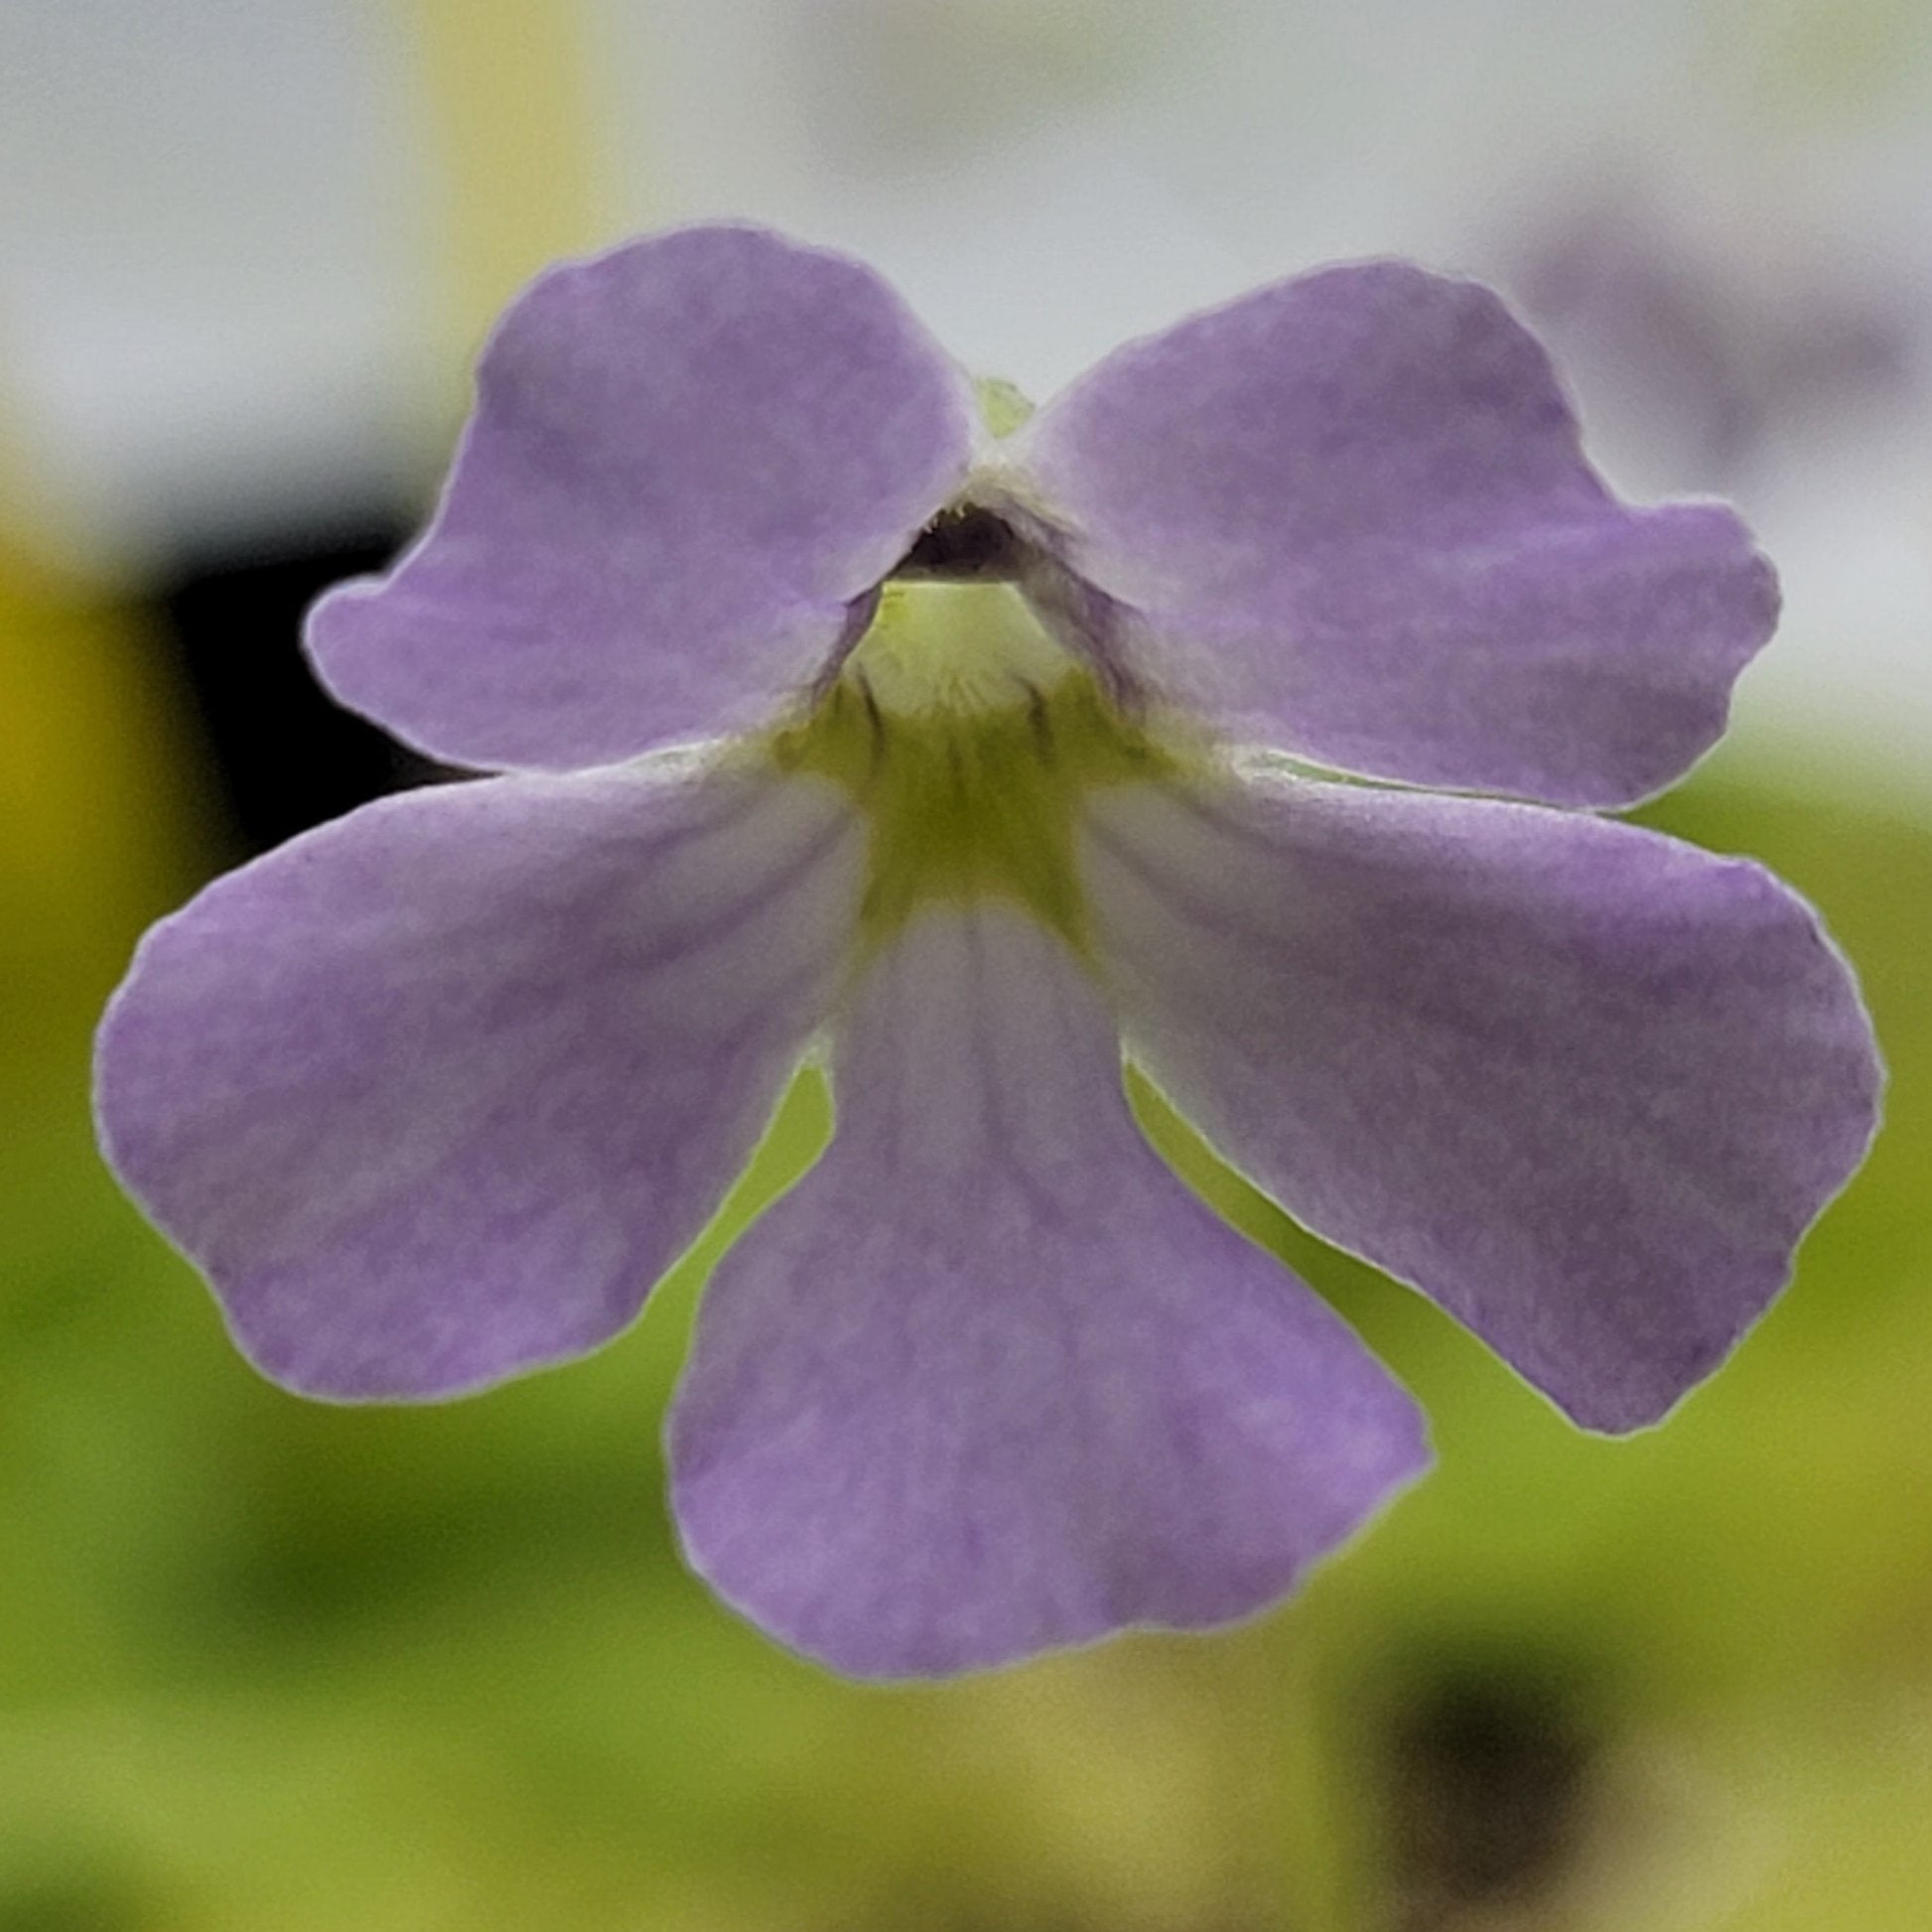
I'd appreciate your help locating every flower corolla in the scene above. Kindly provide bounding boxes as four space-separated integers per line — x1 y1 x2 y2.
95 225 1882 1677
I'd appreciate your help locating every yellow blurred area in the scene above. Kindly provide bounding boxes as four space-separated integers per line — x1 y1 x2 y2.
0 548 203 1001
401 0 615 386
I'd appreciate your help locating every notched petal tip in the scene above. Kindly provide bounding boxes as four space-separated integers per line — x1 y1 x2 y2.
682 1408 1435 1683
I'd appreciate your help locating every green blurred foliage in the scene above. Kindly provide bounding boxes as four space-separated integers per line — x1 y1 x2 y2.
2 603 1928 1930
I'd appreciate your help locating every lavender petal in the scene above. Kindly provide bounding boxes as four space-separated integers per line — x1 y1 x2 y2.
95 756 865 1398
309 224 976 772
1080 770 1883 1431
1013 262 1777 808
669 901 1428 1678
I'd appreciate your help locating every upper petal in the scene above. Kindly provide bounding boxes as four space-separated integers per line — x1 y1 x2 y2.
1079 772 1882 1432
308 224 977 772
1011 263 1777 807
668 901 1427 1679
95 754 865 1399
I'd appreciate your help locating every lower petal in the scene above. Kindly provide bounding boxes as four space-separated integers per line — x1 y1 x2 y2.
668 901 1427 1679
96 755 864 1399
1080 773 1883 1432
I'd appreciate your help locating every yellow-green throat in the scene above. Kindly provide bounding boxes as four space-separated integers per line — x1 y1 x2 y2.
763 581 1198 956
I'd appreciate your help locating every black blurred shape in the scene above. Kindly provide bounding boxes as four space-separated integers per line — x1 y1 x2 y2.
157 522 435 856
1384 1656 1597 1926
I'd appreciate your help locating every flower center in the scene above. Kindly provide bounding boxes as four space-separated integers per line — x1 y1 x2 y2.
762 581 1189 955
894 504 1026 583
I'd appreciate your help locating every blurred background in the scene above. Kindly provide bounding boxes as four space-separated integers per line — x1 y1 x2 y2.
4 1 1930 1926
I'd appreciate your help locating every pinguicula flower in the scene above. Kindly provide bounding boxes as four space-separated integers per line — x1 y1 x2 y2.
95 224 1882 1678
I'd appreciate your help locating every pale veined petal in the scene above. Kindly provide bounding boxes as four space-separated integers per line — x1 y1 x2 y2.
96 753 866 1398
670 901 1428 1677
1079 770 1881 1431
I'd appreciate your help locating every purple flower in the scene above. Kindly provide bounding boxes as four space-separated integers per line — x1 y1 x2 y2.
95 224 1882 1679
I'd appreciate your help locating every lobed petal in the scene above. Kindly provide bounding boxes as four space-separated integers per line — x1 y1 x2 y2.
95 755 865 1399
669 901 1427 1678
1012 263 1777 808
1079 772 1883 1432
308 224 977 772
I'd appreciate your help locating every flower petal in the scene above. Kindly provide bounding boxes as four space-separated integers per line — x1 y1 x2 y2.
307 224 977 772
668 901 1427 1678
95 756 865 1398
1080 772 1882 1432
1012 263 1777 807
